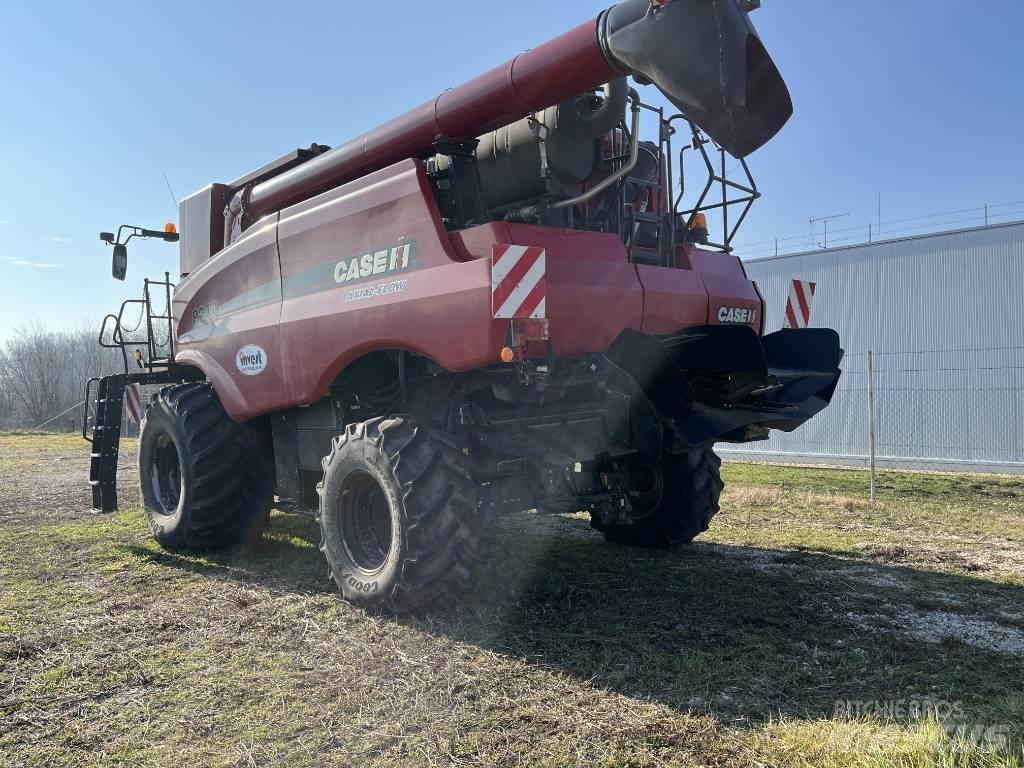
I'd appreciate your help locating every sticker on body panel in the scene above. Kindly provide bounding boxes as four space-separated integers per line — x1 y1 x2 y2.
492 244 546 319
236 344 268 376
345 279 407 303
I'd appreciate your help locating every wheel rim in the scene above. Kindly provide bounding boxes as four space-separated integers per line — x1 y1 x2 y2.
150 434 181 515
625 455 664 521
338 470 393 573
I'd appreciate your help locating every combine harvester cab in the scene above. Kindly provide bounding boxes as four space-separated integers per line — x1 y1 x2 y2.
85 0 842 613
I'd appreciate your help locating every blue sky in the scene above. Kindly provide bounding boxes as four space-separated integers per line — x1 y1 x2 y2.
1 0 1022 339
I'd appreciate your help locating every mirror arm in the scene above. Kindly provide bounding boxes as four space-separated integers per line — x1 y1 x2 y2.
107 225 178 248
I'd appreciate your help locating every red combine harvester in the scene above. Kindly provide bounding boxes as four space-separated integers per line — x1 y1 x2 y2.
86 0 842 612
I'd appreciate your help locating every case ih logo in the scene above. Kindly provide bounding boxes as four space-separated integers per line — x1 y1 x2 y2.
334 242 414 284
718 306 757 325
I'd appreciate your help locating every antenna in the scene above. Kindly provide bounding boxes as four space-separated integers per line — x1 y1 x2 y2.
809 212 849 249
163 172 179 214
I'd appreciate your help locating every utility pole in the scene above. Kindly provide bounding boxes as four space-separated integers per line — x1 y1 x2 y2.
867 351 877 504
810 213 849 249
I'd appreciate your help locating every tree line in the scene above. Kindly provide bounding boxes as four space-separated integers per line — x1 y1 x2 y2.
0 321 124 431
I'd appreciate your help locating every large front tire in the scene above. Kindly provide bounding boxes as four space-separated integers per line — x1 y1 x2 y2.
595 448 723 548
317 417 481 613
138 383 274 551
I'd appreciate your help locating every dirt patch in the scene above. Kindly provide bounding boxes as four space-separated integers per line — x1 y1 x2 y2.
862 540 1024 581
2 435 1024 766
844 608 1024 655
0 435 138 527
902 610 1024 654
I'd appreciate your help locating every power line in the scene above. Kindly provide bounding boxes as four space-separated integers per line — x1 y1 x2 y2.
26 400 85 434
734 196 1024 252
809 212 849 249
739 208 1024 260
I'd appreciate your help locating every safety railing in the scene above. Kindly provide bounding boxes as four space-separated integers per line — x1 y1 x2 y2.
99 273 176 375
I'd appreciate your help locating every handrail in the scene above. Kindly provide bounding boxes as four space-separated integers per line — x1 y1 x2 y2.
96 274 177 375
670 114 761 254
82 378 100 442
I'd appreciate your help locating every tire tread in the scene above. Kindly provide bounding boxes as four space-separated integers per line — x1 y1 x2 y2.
140 383 273 550
597 448 723 548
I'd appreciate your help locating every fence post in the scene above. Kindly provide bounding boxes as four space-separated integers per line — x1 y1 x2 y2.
867 350 877 503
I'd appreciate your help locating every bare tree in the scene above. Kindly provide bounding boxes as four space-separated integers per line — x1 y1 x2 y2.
62 321 122 404
0 320 125 430
0 350 15 427
0 322 68 427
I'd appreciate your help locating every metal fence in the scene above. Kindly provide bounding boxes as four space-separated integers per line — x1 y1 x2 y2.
719 346 1024 480
725 220 1024 491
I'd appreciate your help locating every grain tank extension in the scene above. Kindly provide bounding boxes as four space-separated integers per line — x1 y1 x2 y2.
85 0 842 613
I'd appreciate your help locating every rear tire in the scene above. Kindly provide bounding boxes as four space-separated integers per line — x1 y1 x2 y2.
594 448 723 548
138 383 274 551
317 416 481 613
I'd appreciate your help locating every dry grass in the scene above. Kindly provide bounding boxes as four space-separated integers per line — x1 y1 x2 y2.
0 434 1022 766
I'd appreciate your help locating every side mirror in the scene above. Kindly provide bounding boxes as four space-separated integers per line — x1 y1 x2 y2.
100 224 176 281
112 244 128 281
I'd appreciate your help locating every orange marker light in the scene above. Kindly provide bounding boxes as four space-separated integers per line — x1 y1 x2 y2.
500 346 515 364
164 222 177 234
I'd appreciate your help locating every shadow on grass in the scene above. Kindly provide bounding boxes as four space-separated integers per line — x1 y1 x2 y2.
127 509 1024 755
457 516 1024 756
120 512 329 593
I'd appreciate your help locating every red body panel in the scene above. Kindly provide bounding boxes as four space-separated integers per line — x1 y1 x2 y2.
689 248 764 330
455 223 645 358
275 161 498 407
635 263 708 335
174 220 286 418
173 161 763 422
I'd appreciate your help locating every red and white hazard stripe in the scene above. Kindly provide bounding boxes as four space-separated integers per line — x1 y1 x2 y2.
125 383 143 424
491 244 546 320
784 279 817 329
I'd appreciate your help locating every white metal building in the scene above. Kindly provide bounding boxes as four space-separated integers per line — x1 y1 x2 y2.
721 221 1024 474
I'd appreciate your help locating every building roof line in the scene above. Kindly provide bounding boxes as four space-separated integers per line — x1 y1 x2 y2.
743 219 1024 265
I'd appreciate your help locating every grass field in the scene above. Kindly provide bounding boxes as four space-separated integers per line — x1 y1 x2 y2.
1 433 1023 766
